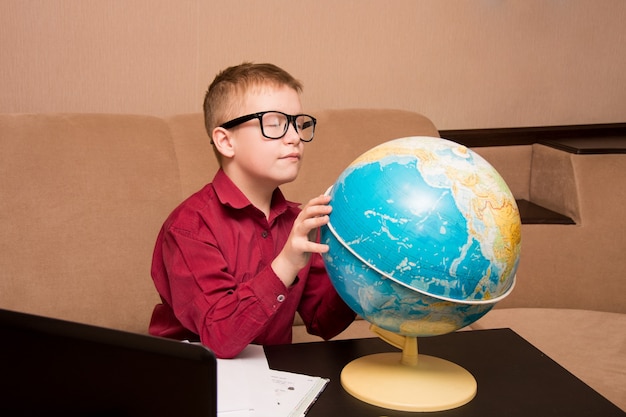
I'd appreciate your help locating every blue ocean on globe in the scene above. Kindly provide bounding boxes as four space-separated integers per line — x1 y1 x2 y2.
321 136 521 337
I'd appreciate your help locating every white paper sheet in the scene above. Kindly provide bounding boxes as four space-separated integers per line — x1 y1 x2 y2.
217 344 328 417
217 344 278 417
271 370 329 417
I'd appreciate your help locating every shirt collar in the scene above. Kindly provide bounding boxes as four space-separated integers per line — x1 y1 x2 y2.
212 169 299 219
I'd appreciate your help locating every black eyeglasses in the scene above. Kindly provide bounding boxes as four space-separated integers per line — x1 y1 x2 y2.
219 111 317 142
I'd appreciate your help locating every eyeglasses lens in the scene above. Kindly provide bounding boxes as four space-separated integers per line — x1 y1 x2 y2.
261 112 315 141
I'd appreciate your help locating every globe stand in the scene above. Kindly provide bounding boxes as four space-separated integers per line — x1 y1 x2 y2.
340 325 477 412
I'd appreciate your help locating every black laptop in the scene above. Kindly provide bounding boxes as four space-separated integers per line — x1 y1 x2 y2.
0 308 216 417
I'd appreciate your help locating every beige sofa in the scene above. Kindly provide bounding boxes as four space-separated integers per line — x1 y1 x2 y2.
1 110 624 410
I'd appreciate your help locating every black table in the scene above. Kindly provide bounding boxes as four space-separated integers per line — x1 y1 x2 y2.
265 329 624 417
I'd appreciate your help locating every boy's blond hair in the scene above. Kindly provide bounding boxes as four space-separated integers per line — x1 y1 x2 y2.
203 62 303 162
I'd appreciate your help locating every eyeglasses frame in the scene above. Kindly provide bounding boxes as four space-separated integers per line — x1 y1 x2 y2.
219 111 317 142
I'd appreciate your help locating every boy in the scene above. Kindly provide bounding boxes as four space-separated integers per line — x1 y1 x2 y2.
149 62 356 358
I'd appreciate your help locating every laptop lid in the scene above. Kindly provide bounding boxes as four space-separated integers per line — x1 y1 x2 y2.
0 308 216 417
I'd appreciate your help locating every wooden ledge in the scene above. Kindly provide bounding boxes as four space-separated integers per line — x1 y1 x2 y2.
516 199 575 225
440 122 626 149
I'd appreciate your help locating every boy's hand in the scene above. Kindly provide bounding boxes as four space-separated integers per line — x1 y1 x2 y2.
271 194 332 287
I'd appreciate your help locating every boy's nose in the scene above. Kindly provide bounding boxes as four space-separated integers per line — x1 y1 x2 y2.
283 122 300 143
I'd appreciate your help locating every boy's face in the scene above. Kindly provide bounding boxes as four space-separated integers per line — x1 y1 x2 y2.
221 84 305 191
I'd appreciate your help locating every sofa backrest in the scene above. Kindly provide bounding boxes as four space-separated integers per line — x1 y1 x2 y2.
0 114 181 333
0 109 439 333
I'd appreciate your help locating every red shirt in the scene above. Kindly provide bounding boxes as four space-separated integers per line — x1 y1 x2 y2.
149 169 355 358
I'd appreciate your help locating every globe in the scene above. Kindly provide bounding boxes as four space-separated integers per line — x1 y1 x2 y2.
320 136 522 412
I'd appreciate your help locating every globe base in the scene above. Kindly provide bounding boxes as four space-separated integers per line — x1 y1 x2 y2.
341 352 476 412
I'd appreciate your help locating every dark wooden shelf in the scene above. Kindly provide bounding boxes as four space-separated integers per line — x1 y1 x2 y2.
539 136 626 154
440 122 626 149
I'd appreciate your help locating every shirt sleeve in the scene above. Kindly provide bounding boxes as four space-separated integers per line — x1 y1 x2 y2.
297 252 357 340
161 226 289 358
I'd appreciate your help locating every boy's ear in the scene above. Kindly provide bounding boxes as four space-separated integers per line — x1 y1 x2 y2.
212 127 235 158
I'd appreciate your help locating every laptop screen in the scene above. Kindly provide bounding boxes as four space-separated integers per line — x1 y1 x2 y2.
0 308 216 417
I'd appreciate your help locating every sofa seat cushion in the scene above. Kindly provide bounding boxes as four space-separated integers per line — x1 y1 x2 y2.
292 318 375 343
471 308 626 411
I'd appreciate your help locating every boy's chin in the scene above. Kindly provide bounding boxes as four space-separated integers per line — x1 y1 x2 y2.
275 167 300 184
278 174 298 185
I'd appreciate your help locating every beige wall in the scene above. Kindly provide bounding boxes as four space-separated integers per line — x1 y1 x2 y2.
1 0 624 130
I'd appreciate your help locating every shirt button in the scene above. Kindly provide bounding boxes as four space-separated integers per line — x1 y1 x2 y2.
261 231 268 238
277 294 285 302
